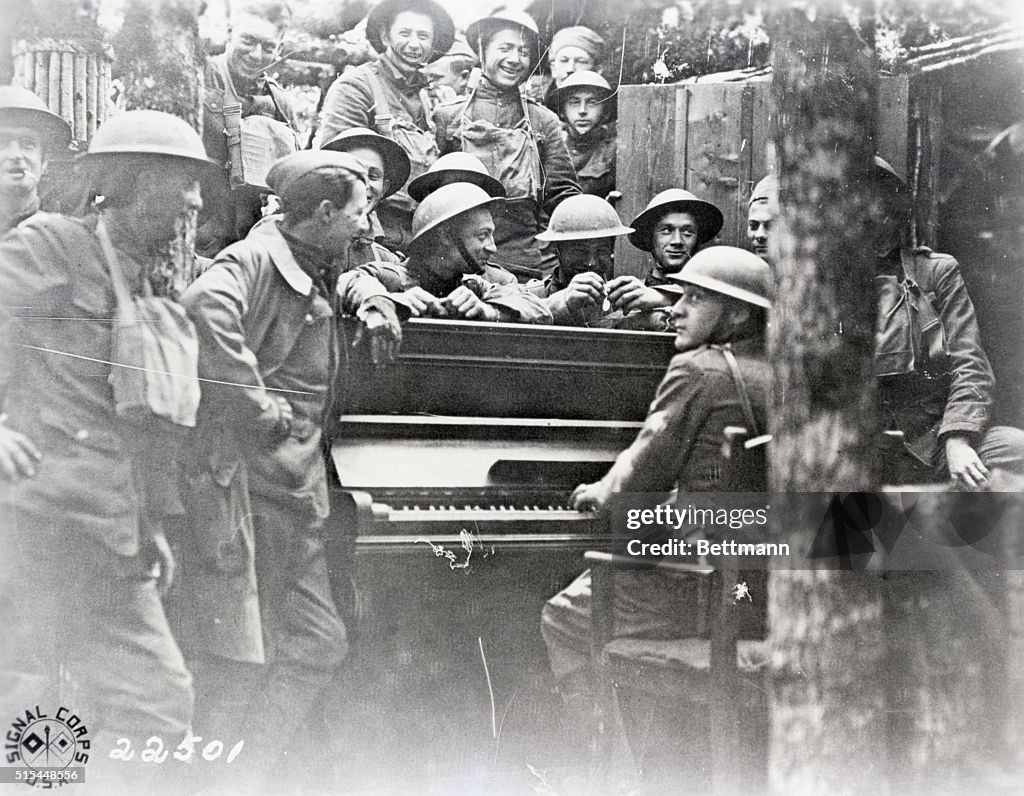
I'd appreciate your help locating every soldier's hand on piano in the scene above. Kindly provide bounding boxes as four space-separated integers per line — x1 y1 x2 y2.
565 272 605 314
606 275 673 313
355 296 403 366
444 286 500 322
570 481 608 514
401 286 448 318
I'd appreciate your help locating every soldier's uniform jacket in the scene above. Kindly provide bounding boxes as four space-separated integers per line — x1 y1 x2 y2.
589 337 769 502
432 82 580 279
315 54 438 218
0 213 181 555
358 259 554 324
875 246 994 464
202 53 298 176
564 121 616 199
183 217 395 519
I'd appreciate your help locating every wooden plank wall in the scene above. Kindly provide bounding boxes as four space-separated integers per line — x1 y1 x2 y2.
614 80 772 278
614 76 909 279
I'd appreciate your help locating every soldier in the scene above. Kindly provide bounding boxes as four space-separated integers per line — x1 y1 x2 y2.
0 85 71 233
0 109 212 790
541 247 771 782
746 173 777 265
550 71 617 199
321 126 412 263
870 156 1024 484
549 25 605 89
422 34 477 101
179 150 404 790
529 194 665 330
434 11 580 281
602 188 725 315
199 0 298 256
315 0 455 250
359 182 552 323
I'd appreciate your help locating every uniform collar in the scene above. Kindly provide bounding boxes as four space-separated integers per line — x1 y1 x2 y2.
377 53 429 89
246 217 323 295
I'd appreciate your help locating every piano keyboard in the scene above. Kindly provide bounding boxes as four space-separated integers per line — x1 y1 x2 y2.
375 503 595 523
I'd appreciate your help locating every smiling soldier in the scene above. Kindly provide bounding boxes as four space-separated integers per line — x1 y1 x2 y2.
315 0 455 250
0 86 71 234
199 0 298 255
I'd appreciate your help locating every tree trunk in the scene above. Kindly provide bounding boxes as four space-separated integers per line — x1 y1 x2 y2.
113 0 204 127
113 0 205 294
765 3 885 792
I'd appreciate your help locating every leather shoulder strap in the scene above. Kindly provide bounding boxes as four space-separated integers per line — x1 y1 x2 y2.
718 344 760 436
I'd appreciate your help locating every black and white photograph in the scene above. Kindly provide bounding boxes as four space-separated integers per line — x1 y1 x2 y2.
1 0 1023 793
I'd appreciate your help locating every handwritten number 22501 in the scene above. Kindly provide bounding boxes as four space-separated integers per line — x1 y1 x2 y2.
109 735 244 764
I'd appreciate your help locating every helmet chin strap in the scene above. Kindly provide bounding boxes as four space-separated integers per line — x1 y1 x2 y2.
454 234 483 274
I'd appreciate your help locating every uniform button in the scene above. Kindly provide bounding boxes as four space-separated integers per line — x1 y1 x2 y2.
74 429 90 441
305 313 314 324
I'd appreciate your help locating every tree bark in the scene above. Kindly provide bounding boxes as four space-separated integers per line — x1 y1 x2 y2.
765 3 885 792
113 0 204 127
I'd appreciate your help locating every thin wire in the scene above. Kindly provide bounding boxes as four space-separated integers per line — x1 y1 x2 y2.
16 344 317 396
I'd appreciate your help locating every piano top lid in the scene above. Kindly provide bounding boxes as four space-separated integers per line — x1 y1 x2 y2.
341 317 678 422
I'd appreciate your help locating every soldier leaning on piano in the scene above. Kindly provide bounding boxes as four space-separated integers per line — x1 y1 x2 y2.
357 181 553 323
167 150 405 792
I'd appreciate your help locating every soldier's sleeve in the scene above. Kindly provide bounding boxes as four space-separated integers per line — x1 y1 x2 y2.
594 356 709 499
0 221 67 407
336 268 412 319
180 253 273 423
314 70 374 148
927 253 995 438
480 282 554 324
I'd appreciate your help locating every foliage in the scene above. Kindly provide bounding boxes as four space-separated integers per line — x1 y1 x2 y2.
606 0 1017 84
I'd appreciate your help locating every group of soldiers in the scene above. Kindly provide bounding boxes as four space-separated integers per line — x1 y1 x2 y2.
2 0 1024 792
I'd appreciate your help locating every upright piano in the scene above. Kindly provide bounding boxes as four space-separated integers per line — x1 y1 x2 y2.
323 319 676 790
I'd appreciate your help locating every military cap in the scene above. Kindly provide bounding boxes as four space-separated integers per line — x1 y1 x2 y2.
266 150 368 201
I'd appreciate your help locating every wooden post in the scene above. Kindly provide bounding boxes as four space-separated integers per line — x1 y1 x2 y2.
73 53 87 140
86 55 98 138
765 2 885 792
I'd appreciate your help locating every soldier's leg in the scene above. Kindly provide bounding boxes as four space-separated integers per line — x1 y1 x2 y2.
64 537 194 791
232 495 347 786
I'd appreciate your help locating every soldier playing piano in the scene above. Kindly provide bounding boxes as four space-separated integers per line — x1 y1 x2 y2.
540 246 771 782
358 181 553 322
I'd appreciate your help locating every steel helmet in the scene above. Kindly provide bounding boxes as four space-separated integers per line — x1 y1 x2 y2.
466 11 541 65
628 188 724 252
409 182 505 250
408 152 505 202
549 70 615 115
0 85 72 148
84 110 218 170
365 0 456 63
658 246 771 309
320 127 410 198
535 195 633 242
